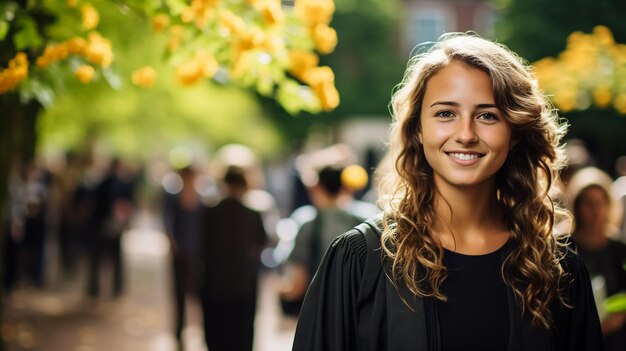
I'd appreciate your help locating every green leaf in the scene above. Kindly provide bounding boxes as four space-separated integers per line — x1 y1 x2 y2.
604 293 626 314
1 2 19 21
0 20 9 40
13 14 42 50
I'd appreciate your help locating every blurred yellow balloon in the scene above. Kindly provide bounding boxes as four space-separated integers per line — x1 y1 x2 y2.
341 165 368 191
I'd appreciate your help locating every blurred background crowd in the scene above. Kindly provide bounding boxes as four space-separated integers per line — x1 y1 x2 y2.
2 0 626 350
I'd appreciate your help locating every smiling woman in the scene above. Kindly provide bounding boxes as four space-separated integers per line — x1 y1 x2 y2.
291 33 603 351
418 61 514 191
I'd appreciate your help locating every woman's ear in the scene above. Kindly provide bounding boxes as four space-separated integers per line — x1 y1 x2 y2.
418 131 423 144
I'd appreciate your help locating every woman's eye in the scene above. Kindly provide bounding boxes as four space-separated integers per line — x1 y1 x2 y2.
477 112 498 121
435 110 455 119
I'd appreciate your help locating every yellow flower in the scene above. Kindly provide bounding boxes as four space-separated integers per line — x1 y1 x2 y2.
67 37 87 55
317 82 339 111
85 32 113 67
238 27 266 51
303 65 334 86
168 26 184 52
263 34 286 54
302 66 339 111
231 51 250 79
152 15 170 33
36 43 70 68
312 24 337 54
81 4 99 30
175 53 219 85
593 86 612 108
289 50 318 80
131 66 157 87
567 31 585 47
295 0 334 27
552 89 577 113
219 10 246 36
75 65 95 84
181 7 195 23
257 1 283 26
593 25 615 46
187 0 218 28
175 60 204 86
0 52 29 94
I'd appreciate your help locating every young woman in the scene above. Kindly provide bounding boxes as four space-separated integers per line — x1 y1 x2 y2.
569 167 626 351
292 34 603 351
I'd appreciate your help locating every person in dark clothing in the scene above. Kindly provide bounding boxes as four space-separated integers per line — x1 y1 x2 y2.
569 167 626 351
199 166 267 351
292 33 602 350
162 166 203 348
279 165 364 315
87 158 135 298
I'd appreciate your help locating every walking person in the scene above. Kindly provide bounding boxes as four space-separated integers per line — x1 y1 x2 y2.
279 165 365 315
162 166 203 349
199 166 267 351
292 33 602 350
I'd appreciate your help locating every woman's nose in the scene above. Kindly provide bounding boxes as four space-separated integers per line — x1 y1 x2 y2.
453 118 478 145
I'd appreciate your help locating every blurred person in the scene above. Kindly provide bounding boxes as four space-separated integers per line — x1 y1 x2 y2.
22 161 49 287
87 158 136 299
613 155 626 242
279 165 368 316
569 167 626 350
162 166 203 349
3 160 26 291
292 33 602 350
199 166 267 351
55 151 86 278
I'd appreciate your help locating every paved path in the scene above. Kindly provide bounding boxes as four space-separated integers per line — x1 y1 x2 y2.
2 212 297 351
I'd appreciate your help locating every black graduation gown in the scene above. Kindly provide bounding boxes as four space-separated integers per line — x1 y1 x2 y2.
292 224 603 351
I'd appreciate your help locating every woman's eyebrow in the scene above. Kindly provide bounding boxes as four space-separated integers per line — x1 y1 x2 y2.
429 100 459 107
428 101 498 109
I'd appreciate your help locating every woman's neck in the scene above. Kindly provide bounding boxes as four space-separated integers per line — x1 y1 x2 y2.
432 179 509 254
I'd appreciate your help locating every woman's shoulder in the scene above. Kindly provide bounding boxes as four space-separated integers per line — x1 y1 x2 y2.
328 215 384 269
330 227 369 268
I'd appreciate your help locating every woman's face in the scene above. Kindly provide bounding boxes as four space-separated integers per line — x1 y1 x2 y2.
576 186 611 229
418 61 514 190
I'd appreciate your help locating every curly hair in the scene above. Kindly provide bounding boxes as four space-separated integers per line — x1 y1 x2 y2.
378 33 570 329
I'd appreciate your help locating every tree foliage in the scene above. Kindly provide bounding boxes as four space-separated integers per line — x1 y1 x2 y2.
0 0 341 114
498 0 626 175
533 26 626 115
496 0 626 62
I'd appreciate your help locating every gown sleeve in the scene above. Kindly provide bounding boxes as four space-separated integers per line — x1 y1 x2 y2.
563 249 604 351
291 229 366 351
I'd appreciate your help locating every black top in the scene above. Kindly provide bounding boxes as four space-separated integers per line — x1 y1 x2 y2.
199 197 267 299
292 220 603 351
436 246 509 351
576 238 626 351
576 238 626 297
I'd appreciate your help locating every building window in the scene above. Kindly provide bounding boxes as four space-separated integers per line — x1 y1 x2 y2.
408 8 448 48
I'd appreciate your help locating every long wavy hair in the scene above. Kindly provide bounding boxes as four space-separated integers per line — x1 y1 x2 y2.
379 33 570 329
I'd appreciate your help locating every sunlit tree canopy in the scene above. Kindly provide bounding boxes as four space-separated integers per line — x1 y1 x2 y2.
532 26 626 114
0 0 340 114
